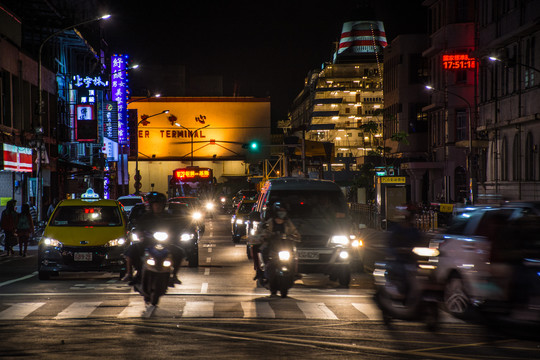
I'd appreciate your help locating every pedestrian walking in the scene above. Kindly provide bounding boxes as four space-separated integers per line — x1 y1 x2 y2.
28 202 38 225
17 204 34 257
1 199 18 256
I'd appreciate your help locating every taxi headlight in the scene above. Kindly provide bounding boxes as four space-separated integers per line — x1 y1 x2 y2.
43 238 62 247
278 251 291 261
105 238 126 247
330 235 349 246
180 233 195 242
153 232 168 242
236 219 244 225
192 212 203 221
163 260 172 267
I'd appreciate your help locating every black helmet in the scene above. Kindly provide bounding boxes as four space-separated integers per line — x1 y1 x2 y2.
147 192 167 204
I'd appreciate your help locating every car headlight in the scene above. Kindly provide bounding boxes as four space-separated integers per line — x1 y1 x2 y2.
192 211 203 220
180 233 195 242
236 219 244 225
412 247 439 257
146 258 156 266
153 232 168 242
330 235 349 246
105 238 126 247
43 238 62 247
220 197 226 203
351 239 363 248
163 260 172 267
205 202 215 210
278 251 291 261
131 233 140 242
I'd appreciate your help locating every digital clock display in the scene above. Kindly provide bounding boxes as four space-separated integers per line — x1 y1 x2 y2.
442 54 476 70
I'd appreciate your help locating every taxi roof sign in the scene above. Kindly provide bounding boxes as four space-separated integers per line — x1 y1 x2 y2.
81 188 100 201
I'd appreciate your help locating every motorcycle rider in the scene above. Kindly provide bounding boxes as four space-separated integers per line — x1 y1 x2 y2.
122 192 184 286
251 202 301 282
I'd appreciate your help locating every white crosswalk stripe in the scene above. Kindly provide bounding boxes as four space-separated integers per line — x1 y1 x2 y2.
352 303 381 320
117 301 148 318
0 302 45 320
54 301 102 320
182 301 214 317
241 301 275 318
297 302 338 320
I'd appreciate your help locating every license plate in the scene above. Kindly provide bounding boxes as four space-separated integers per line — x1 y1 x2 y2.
298 251 319 260
74 252 92 261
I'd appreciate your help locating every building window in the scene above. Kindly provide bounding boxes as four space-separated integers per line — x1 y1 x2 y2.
513 134 520 180
525 132 535 180
501 137 508 181
524 37 536 88
456 110 467 141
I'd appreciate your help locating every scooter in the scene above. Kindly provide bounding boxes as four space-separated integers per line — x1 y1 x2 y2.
133 231 173 306
373 246 442 331
258 234 297 298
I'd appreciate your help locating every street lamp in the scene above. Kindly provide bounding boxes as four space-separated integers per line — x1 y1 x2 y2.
127 93 160 104
488 56 540 74
36 14 110 221
134 110 169 194
174 123 210 166
426 85 474 203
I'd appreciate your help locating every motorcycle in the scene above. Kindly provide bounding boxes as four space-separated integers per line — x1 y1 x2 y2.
373 246 442 331
257 234 297 298
131 230 173 306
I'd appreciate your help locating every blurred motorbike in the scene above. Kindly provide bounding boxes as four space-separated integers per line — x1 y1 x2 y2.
132 230 173 306
257 233 297 298
373 246 442 331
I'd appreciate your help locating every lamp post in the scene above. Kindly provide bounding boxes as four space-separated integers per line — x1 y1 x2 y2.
174 123 210 166
36 14 110 221
426 85 474 203
127 93 160 104
488 56 540 74
134 110 169 194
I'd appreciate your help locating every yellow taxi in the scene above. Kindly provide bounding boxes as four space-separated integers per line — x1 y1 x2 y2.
38 189 128 280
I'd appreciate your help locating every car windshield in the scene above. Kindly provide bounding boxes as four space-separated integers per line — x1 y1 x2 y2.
118 198 143 207
170 197 201 207
268 190 347 219
238 202 254 214
51 206 122 227
168 202 190 216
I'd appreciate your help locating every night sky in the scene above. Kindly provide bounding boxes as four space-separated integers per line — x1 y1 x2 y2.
101 0 428 122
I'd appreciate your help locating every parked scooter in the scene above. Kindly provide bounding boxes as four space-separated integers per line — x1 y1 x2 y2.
132 230 173 306
257 234 297 298
373 246 442 331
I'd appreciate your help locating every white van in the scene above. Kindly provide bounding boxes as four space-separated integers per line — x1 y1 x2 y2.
249 177 355 286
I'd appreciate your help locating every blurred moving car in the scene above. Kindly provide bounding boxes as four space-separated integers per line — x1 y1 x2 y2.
231 190 258 212
430 205 540 321
117 195 145 215
231 199 256 243
169 197 206 234
38 189 128 280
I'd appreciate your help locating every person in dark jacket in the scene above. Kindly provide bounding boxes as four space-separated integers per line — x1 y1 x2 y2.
17 203 34 257
1 199 18 256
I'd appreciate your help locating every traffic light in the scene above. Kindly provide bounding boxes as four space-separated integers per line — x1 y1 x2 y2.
242 141 259 151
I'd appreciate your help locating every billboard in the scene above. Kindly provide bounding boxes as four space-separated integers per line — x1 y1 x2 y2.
75 104 97 142
1 144 32 172
111 54 130 145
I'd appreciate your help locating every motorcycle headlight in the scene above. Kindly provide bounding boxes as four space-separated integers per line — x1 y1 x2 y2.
205 202 215 210
278 251 291 261
180 233 195 242
163 260 172 267
220 197 226 203
146 258 156 266
412 247 439 257
192 211 203 221
153 232 168 242
330 235 349 246
105 238 126 247
236 219 244 225
43 238 62 247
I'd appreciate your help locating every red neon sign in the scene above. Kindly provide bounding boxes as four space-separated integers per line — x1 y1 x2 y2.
174 168 211 179
442 54 476 70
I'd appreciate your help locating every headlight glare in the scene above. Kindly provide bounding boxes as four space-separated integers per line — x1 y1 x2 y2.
278 251 291 261
105 238 126 247
339 251 349 259
412 247 439 257
192 212 202 220
205 202 214 210
236 219 244 225
331 235 349 246
163 260 172 267
180 233 194 241
153 232 168 241
43 238 62 247
131 233 140 242
146 258 156 266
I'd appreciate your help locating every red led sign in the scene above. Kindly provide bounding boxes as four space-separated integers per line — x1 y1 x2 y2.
174 169 210 179
442 54 476 70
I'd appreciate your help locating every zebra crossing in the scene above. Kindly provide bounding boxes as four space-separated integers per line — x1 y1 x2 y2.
0 299 464 323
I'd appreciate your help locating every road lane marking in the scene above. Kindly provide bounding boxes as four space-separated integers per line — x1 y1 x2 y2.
54 301 102 319
201 283 208 294
117 301 149 318
182 301 214 317
241 301 275 318
0 272 37 288
204 268 210 276
0 302 45 320
352 303 380 320
206 257 211 263
297 302 338 320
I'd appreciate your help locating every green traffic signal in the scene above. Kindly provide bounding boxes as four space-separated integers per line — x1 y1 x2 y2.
250 141 258 150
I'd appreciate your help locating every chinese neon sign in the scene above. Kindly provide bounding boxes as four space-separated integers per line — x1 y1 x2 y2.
174 168 211 180
111 54 130 145
73 75 109 88
442 54 476 70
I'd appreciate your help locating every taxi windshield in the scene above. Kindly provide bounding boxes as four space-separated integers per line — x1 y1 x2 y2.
50 206 122 227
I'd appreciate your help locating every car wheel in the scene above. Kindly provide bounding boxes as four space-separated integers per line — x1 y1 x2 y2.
444 276 471 319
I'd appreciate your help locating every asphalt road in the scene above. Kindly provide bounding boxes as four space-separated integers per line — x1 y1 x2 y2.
0 215 539 359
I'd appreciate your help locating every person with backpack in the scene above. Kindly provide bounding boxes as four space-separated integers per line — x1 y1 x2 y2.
17 203 34 257
1 199 18 256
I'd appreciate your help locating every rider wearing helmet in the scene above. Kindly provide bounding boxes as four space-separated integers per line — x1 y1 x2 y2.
122 192 184 285
250 201 301 281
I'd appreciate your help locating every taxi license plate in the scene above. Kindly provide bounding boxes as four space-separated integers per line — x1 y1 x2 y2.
74 252 92 261
298 251 319 260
